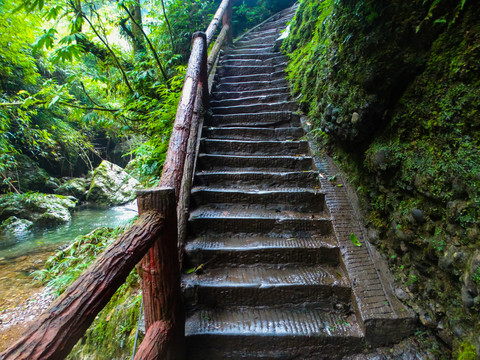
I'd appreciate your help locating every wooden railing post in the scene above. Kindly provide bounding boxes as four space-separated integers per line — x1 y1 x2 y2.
137 188 184 360
223 0 233 44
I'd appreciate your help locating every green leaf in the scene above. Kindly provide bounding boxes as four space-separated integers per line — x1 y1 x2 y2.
350 233 362 247
48 95 60 108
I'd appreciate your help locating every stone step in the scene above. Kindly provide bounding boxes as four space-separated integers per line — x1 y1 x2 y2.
184 234 340 267
188 213 332 236
193 170 319 189
232 43 273 50
217 71 286 84
219 55 287 67
220 52 287 61
216 78 288 92
183 265 351 309
199 139 309 156
212 86 289 100
240 28 278 40
208 111 299 128
235 35 278 47
185 308 363 360
201 127 303 141
217 64 286 77
225 47 278 56
196 154 313 172
255 19 291 32
210 93 290 108
190 188 325 212
211 101 296 115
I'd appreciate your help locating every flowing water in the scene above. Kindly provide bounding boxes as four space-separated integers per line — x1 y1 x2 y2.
0 202 138 310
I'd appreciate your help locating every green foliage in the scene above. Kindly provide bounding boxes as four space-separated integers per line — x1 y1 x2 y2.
472 267 480 286
127 65 185 184
33 226 127 294
456 342 477 360
33 223 142 359
233 0 295 37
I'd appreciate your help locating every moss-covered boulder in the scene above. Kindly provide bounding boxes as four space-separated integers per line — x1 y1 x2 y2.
86 160 139 206
0 216 33 237
55 178 89 200
0 193 77 227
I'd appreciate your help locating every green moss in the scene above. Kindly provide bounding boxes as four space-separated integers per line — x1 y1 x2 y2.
35 222 141 359
286 0 480 353
456 342 477 360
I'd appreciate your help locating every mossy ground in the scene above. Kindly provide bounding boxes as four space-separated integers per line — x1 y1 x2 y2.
285 0 480 357
34 224 142 360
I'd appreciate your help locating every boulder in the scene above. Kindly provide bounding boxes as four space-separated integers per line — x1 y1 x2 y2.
56 178 89 200
86 160 140 206
0 193 77 226
0 216 33 234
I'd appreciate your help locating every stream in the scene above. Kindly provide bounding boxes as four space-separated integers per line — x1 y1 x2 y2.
0 202 138 311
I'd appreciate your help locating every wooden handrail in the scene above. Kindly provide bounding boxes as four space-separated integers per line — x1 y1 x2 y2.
0 1 233 359
0 211 165 360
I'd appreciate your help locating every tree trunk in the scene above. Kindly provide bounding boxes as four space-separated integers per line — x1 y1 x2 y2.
0 212 165 360
130 2 146 54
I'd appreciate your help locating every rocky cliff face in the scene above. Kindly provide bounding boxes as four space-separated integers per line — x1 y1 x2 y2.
284 0 480 357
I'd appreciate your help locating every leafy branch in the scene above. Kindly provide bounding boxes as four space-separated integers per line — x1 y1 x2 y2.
119 2 170 86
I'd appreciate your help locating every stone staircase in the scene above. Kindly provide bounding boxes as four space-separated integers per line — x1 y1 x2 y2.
183 5 415 359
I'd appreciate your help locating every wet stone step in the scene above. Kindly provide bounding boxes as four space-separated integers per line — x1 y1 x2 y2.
190 188 325 212
184 234 340 267
216 78 288 92
232 43 273 51
183 265 351 309
189 206 327 220
201 127 303 141
208 111 300 128
235 35 279 47
211 101 296 115
196 154 313 172
210 93 290 108
199 139 309 156
220 52 287 61
219 55 287 67
193 170 319 189
212 86 289 100
185 308 363 360
240 28 278 39
217 71 286 84
225 48 279 56
188 215 333 236
217 64 286 77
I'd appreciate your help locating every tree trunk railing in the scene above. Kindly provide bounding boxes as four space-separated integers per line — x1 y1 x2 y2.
0 1 233 359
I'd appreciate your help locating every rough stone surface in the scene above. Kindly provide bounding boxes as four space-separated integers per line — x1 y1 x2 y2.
0 194 76 226
0 216 33 234
86 160 139 206
55 177 89 200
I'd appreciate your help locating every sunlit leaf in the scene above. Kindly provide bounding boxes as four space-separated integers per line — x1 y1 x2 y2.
350 233 362 247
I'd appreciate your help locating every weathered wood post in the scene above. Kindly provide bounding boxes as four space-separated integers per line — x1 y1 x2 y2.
137 188 184 360
223 0 233 44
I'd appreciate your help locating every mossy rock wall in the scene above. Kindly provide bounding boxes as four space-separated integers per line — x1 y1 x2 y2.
285 0 480 357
